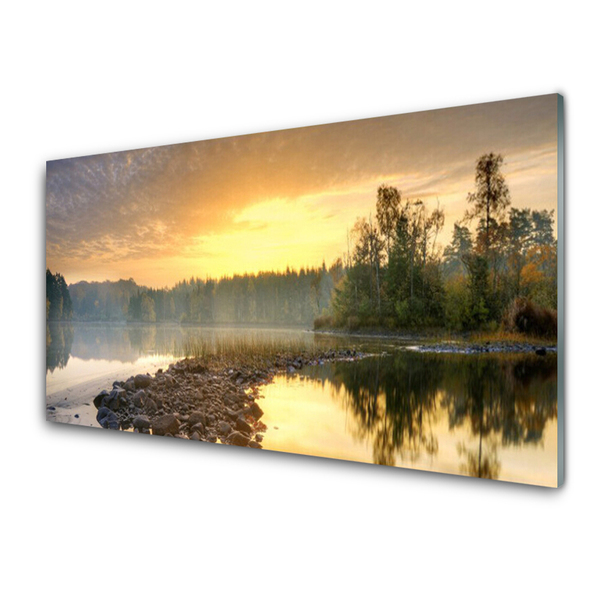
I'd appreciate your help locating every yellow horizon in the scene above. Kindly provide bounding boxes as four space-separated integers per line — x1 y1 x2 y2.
46 95 559 288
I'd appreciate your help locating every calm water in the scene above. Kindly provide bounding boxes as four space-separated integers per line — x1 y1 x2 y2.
46 323 557 486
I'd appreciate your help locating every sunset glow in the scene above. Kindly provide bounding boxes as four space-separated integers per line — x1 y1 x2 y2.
46 95 558 287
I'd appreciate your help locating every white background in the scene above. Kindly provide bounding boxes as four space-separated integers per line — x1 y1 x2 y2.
2 2 597 599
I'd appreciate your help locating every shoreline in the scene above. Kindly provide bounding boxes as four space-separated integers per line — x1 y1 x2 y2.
312 328 557 353
47 336 556 441
64 349 365 447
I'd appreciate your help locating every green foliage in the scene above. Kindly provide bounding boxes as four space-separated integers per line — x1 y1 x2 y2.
332 154 557 337
46 269 73 321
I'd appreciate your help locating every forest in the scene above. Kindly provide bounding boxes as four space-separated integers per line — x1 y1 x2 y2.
46 153 557 338
326 153 557 337
56 265 341 326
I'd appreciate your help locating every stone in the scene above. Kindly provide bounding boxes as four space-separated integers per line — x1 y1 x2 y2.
248 402 264 420
132 415 151 430
191 422 205 434
218 422 232 436
536 347 547 356
134 374 153 389
188 411 206 426
97 407 119 430
144 398 157 414
224 392 243 406
190 431 201 441
132 390 146 408
151 414 181 436
226 431 250 446
248 441 262 449
93 391 109 409
235 416 253 434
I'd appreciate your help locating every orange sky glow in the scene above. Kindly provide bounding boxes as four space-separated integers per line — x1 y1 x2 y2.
46 95 559 288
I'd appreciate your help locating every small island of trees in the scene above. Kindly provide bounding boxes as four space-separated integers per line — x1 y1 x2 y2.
323 153 557 338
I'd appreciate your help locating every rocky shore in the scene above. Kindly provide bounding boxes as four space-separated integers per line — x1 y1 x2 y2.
91 349 363 447
411 341 557 355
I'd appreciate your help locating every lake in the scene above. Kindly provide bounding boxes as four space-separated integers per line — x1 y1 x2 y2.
46 323 558 486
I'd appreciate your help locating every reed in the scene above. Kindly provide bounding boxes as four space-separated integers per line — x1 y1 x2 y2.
176 331 314 362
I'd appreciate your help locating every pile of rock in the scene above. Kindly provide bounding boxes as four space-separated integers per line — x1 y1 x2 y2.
93 360 269 448
92 349 362 448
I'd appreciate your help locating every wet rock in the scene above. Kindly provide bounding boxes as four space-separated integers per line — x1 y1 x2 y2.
235 417 253 434
248 402 264 420
225 408 241 421
108 393 121 411
151 414 181 436
93 391 109 409
97 407 119 430
226 431 250 446
536 347 547 356
132 415 151 430
134 374 153 389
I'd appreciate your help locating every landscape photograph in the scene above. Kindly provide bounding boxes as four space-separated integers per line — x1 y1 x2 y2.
46 94 561 487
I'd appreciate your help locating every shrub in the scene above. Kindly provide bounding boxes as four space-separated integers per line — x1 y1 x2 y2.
313 315 334 330
503 297 557 338
346 316 361 331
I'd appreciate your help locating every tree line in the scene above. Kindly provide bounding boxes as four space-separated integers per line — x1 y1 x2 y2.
47 152 557 336
46 269 73 321
326 153 557 335
63 265 345 326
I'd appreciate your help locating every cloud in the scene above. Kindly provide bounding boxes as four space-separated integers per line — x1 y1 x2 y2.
46 94 559 285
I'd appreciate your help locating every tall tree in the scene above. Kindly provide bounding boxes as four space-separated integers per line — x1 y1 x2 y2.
376 184 401 258
466 153 511 254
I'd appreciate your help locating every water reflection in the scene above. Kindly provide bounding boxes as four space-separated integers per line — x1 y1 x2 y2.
46 322 74 373
45 323 365 373
264 352 557 484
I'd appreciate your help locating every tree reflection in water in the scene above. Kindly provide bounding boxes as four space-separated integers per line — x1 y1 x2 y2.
309 351 557 477
46 322 74 373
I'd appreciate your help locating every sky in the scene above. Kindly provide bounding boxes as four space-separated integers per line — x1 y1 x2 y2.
46 94 559 288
